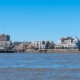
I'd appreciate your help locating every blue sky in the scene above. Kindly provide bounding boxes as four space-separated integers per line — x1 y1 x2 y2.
0 0 80 43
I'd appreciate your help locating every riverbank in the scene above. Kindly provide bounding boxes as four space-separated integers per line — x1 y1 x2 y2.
25 49 80 53
0 49 80 53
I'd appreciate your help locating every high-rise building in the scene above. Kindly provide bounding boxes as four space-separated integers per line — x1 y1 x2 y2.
0 34 10 41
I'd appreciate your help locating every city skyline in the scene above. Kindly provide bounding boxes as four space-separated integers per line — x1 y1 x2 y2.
0 0 80 43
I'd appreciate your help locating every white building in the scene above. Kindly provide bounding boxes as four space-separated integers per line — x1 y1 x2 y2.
0 41 13 50
31 41 54 49
55 37 79 49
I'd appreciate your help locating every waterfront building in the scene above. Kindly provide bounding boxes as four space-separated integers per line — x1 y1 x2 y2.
0 41 13 50
0 34 14 50
14 42 24 51
0 34 10 41
55 37 79 49
31 41 54 49
14 41 32 51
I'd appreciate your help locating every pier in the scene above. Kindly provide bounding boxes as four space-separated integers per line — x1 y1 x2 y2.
0 50 15 53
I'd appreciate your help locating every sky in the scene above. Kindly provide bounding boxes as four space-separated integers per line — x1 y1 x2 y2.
0 0 80 43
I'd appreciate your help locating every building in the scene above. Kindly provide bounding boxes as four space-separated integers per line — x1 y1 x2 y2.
14 41 32 51
0 34 13 50
55 37 79 49
0 41 13 50
0 34 10 41
31 41 54 49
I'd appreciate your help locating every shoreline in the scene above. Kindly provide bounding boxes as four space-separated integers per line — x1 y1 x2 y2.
0 49 80 53
24 49 80 53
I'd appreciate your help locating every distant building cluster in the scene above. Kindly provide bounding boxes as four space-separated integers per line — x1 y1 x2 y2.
0 34 80 52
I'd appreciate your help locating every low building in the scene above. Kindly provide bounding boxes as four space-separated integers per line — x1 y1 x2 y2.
31 41 54 49
55 37 79 49
0 41 13 50
14 41 32 51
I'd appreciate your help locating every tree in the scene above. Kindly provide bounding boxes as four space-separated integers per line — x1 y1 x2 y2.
61 46 64 49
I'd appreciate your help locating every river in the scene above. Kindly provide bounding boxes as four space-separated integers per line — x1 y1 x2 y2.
0 53 80 80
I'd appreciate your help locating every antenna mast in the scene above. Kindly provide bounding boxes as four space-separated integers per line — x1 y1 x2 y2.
3 25 4 34
68 31 69 37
